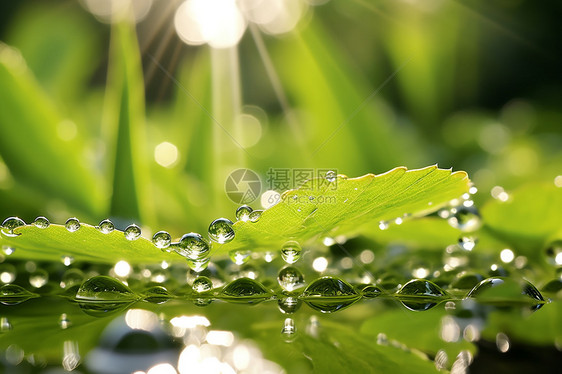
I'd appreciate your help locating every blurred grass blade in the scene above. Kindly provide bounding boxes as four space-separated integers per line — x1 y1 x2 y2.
0 44 104 217
105 20 153 225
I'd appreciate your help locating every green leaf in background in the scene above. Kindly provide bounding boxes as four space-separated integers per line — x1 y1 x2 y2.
217 166 470 255
481 183 562 254
0 44 105 218
105 20 154 225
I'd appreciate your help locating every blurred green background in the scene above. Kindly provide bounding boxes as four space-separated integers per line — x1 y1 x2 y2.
0 0 561 237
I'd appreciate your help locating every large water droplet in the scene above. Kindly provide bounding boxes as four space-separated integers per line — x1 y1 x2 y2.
75 276 138 303
98 219 115 234
236 205 253 222
208 218 235 244
281 241 302 264
229 250 251 265
220 278 271 303
447 206 481 232
32 216 50 229
301 277 360 313
65 218 80 232
143 286 172 304
1 217 25 237
29 269 48 288
396 279 448 311
277 266 305 292
248 210 263 222
124 224 142 241
278 296 301 314
192 276 213 293
2 246 15 256
152 231 172 250
175 233 210 260
466 277 544 309
0 284 38 305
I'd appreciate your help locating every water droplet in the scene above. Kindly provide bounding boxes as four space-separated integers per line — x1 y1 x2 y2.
208 218 235 244
277 266 305 292
447 206 481 232
0 316 12 332
356 284 382 298
281 241 302 264
301 277 360 313
124 224 141 240
0 284 37 305
278 296 301 314
75 275 138 303
396 279 448 311
377 333 388 345
0 264 16 284
143 285 171 304
281 318 296 341
325 170 337 183
1 217 25 237
152 231 172 250
235 205 253 222
65 218 80 232
229 250 251 265
61 255 75 266
98 219 114 234
220 278 271 303
458 236 477 251
186 257 210 272
175 233 210 260
29 269 48 288
60 268 84 288
192 276 213 293
59 313 71 329
467 277 544 309
32 216 50 229
435 350 449 371
378 221 389 230
249 210 263 222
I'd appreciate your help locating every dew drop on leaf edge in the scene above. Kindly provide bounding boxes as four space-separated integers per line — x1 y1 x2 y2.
124 224 141 241
152 231 172 250
235 205 253 222
1 217 26 237
98 219 115 234
32 216 49 229
65 218 80 232
208 218 235 244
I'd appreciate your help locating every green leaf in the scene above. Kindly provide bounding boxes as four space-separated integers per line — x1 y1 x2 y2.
0 166 469 264
481 183 562 253
360 307 475 368
105 21 154 225
0 44 104 217
1 224 171 265
217 166 469 255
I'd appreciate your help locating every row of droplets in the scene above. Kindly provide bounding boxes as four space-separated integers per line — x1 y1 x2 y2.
1 210 303 270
